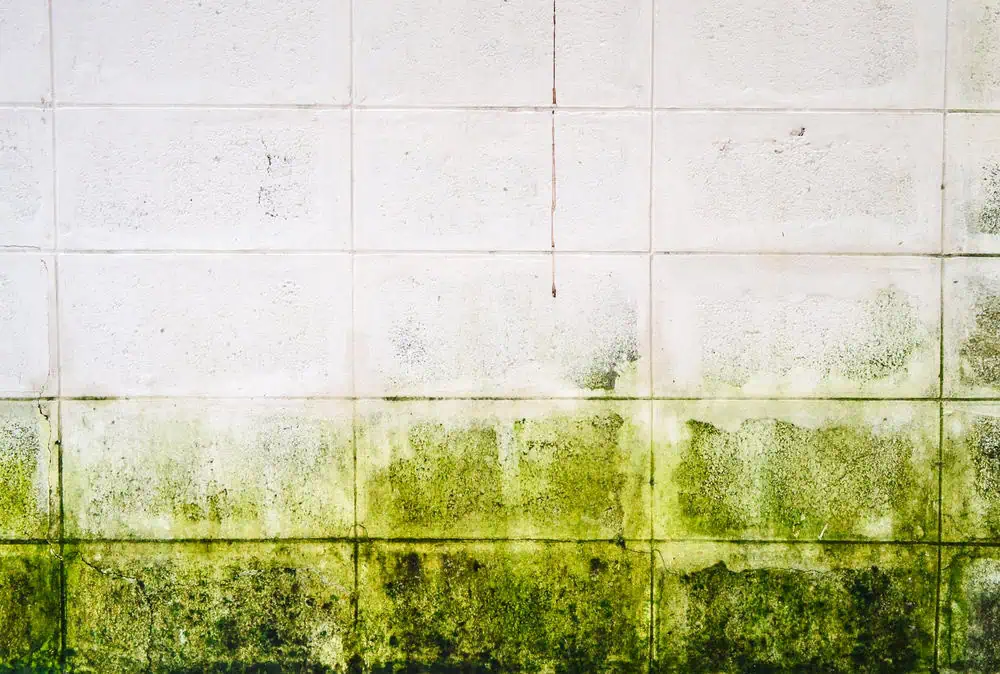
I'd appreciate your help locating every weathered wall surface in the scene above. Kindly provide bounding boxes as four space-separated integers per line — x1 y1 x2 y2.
0 0 997 671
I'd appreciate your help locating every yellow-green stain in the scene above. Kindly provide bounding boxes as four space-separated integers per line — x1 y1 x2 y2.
656 402 937 541
357 402 649 539
356 542 650 672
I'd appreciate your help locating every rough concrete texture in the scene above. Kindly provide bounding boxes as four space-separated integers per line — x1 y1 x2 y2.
0 0 992 670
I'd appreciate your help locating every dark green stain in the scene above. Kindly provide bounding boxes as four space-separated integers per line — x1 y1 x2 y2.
655 545 937 673
359 405 648 539
661 414 934 540
0 546 60 671
356 542 650 673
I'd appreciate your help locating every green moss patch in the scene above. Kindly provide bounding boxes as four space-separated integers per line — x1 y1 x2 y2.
356 542 650 672
0 545 60 671
65 542 356 673
655 543 937 673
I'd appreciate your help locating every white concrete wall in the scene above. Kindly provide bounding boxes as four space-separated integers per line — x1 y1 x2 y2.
2 0 1000 669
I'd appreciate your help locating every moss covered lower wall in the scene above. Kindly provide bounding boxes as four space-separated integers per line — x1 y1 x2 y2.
0 397 976 672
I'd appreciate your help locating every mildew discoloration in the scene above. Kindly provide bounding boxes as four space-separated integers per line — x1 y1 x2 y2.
0 401 53 539
62 400 354 539
654 256 939 397
940 548 1000 673
960 292 1000 387
655 401 938 541
955 2 1000 108
0 545 60 671
655 543 937 673
973 162 1000 236
65 542 356 673
357 542 650 672
357 400 650 539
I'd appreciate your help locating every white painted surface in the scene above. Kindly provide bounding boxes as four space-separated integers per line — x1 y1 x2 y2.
354 111 550 251
0 1 50 103
354 254 648 397
0 255 54 396
653 112 943 253
655 0 947 108
53 0 350 104
0 110 53 249
57 109 351 250
59 254 352 396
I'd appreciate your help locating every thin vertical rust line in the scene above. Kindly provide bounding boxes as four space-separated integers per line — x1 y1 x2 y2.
550 0 557 298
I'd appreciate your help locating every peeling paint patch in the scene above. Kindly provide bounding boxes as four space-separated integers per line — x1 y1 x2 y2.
357 542 651 672
655 401 938 541
0 544 60 672
0 401 53 539
62 400 354 540
654 543 937 673
65 542 356 673
357 400 650 539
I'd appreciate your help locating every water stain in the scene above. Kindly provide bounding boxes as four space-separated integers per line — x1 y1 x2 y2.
655 544 937 673
660 411 934 541
357 542 650 672
65 542 356 673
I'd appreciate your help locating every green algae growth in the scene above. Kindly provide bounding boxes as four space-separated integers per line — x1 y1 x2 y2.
655 402 937 541
655 543 937 673
65 542 356 673
0 402 52 539
0 545 60 672
62 400 354 540
356 542 650 672
357 401 649 539
940 549 1000 673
